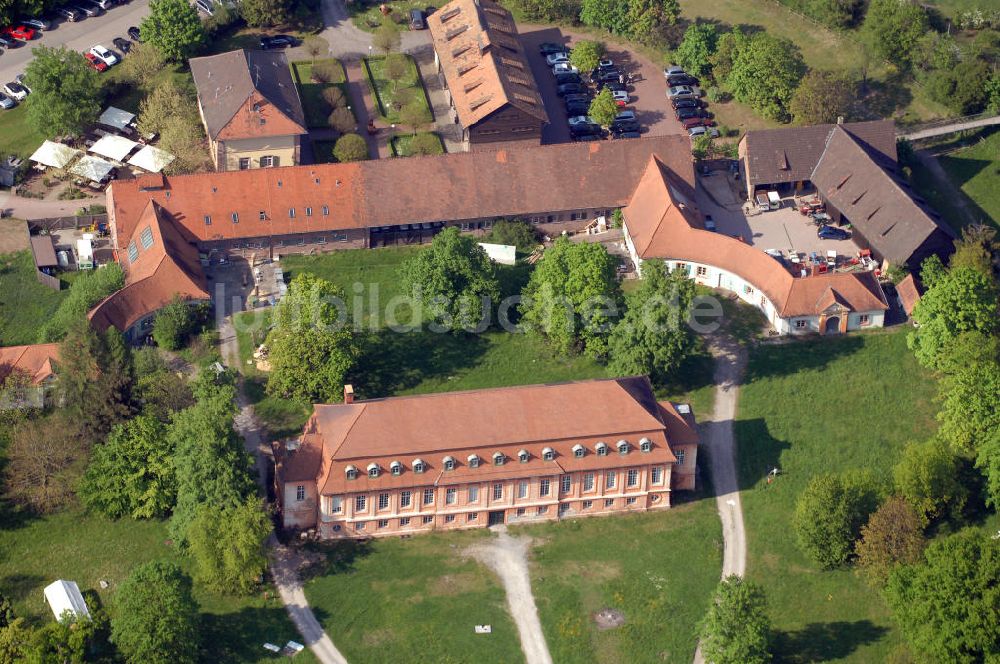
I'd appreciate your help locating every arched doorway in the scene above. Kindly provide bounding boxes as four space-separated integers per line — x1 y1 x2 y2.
824 316 841 335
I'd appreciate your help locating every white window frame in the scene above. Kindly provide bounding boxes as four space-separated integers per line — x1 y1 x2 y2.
627 468 639 488
651 467 664 485
378 492 390 510
400 490 411 507
493 483 503 501
295 485 305 501
560 475 571 494
539 479 550 497
468 485 479 502
518 481 528 499
355 495 366 512
606 470 616 489
423 488 434 505
446 487 457 505
583 472 595 492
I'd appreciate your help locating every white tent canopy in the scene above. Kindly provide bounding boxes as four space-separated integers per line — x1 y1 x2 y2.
477 242 516 266
127 145 175 173
43 580 91 621
29 141 82 169
89 135 139 163
97 106 136 131
70 155 116 183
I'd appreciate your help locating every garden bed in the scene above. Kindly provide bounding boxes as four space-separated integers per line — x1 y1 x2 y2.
290 59 350 129
363 55 432 125
389 132 445 157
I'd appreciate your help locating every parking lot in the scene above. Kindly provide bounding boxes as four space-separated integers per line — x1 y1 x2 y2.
517 26 688 144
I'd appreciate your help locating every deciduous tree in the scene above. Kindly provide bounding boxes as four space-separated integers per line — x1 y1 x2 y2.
188 498 273 594
894 437 968 526
39 263 125 343
588 87 619 128
406 132 442 155
322 86 346 110
239 0 288 26
372 23 400 55
569 40 604 73
398 227 501 332
793 472 880 568
485 220 538 252
789 70 856 125
3 411 87 513
863 0 928 69
855 496 925 586
398 101 430 135
328 106 357 134
302 35 329 64
383 53 409 92
698 575 772 664
118 42 167 92
723 32 806 122
333 133 368 162
141 0 207 62
22 46 101 138
675 23 719 78
112 561 200 664
153 296 199 351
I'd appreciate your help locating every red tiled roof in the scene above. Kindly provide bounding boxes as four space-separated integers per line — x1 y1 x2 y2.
896 273 921 315
107 136 693 245
0 343 60 385
625 157 888 317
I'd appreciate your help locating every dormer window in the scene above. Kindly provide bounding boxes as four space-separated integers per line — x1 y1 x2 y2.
493 452 505 466
390 461 402 476
345 465 358 480
617 440 629 456
518 449 529 463
639 437 652 453
468 454 480 468
572 444 585 458
542 447 554 461
367 463 380 478
595 442 608 456
413 459 425 474
443 456 455 471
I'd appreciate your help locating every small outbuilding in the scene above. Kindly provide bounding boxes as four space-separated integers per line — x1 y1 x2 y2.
43 580 91 622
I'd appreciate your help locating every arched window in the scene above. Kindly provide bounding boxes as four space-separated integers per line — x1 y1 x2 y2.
443 456 455 471
390 461 402 476
542 447 555 461
617 440 629 456
518 449 529 463
413 459 425 474
367 463 380 478
595 442 608 456
467 454 480 469
493 452 505 466
572 444 585 458
639 437 652 453
345 465 358 480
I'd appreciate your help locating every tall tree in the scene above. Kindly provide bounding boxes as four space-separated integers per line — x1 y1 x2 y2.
333 133 368 162
520 238 621 359
893 437 968 526
188 498 273 594
152 296 198 351
141 0 207 62
699 575 772 664
855 496 926 587
607 261 696 383
723 32 806 122
863 0 929 69
789 70 856 125
675 23 720 78
588 87 619 128
886 529 1000 663
569 40 605 73
398 227 501 333
793 472 880 568
118 43 167 92
22 46 101 138
112 561 200 664
3 411 87 513
80 415 176 520
265 273 359 403
372 23 400 55
240 0 288 27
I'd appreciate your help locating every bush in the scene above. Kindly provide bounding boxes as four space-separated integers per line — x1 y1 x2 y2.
894 437 969 525
484 220 539 252
152 296 199 351
328 106 356 133
312 60 342 84
322 86 346 109
793 472 880 568
333 133 368 162
855 496 925 587
39 263 125 342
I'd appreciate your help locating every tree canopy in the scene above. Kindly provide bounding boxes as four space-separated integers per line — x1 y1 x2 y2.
333 133 369 162
569 40 605 73
39 263 125 343
855 496 925 587
153 296 202 351
520 238 621 359
485 220 538 252
398 227 501 333
23 46 102 138
863 0 929 69
675 23 720 78
698 575 772 664
893 437 968 526
141 0 207 62
588 87 620 128
580 0 678 42
112 561 200 664
718 30 806 121
188 498 273 594
789 70 856 125
240 0 289 27
793 472 880 568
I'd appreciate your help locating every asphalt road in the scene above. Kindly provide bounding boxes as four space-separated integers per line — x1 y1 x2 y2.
0 0 150 85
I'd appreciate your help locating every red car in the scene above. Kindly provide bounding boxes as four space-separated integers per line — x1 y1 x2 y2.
2 25 35 41
681 117 716 130
84 52 109 72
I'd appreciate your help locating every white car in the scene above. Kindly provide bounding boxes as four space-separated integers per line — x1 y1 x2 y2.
667 85 698 99
567 115 593 126
546 52 570 66
552 62 578 75
90 45 119 67
2 82 27 101
615 110 636 122
612 90 629 104
664 65 685 77
688 126 720 139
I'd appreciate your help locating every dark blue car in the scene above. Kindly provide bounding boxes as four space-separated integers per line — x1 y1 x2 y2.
817 225 850 240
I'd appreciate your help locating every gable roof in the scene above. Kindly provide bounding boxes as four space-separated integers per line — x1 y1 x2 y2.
742 120 897 188
896 273 922 315
189 49 306 140
624 157 888 317
0 343 60 385
428 0 548 128
810 126 955 266
107 135 693 245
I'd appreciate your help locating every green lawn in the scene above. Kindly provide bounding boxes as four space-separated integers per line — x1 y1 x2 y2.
936 128 1000 232
290 59 350 129
347 0 450 32
736 329 939 662
519 499 722 664
364 55 432 125
390 132 445 157
0 509 316 663
0 251 68 346
303 531 524 664
0 105 47 160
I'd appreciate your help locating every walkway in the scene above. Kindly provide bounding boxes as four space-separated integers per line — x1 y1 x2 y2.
914 148 979 227
0 190 104 221
218 313 349 664
897 113 1000 142
342 60 390 159
466 527 553 664
692 335 749 664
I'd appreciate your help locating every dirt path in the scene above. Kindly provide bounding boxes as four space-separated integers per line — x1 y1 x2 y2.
466 527 553 664
914 148 978 228
692 335 749 664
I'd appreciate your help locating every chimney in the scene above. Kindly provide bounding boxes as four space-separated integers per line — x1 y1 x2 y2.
344 384 355 404
836 116 844 125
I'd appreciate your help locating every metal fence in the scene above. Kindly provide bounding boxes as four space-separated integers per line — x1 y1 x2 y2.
27 214 108 234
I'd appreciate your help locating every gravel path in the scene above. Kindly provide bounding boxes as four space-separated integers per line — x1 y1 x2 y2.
467 527 553 664
693 335 749 664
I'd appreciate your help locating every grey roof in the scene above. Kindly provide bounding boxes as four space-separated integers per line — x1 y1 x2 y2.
743 120 897 187
189 49 306 139
811 127 955 266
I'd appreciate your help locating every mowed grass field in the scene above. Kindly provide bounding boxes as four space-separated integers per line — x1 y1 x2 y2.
303 530 524 664
518 499 722 664
736 329 939 662
0 250 68 346
937 129 1000 232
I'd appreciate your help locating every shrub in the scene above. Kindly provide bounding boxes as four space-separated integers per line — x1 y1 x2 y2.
39 263 125 342
311 60 342 84
328 106 356 133
321 86 346 109
855 496 925 587
333 133 368 162
484 219 539 251
793 472 880 568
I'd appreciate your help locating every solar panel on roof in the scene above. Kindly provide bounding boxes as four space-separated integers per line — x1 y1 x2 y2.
127 241 138 263
139 226 154 250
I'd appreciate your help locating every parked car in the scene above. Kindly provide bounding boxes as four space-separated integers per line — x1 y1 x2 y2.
688 125 720 139
260 34 296 49
615 110 636 122
0 93 14 110
195 0 214 15
574 133 603 142
682 117 714 130
597 58 614 69
595 80 626 93
667 85 698 99
667 74 699 87
565 102 590 116
570 124 602 139
552 62 578 75
71 4 102 17
562 92 590 104
676 107 709 121
3 25 35 41
85 0 115 10
56 6 82 20
127 25 141 41
671 98 700 110
611 119 640 133
14 74 30 93
538 42 565 56
663 65 685 77
554 72 581 86
113 37 132 53
556 82 585 96
817 224 850 240
704 215 717 232
3 81 28 100
612 90 629 106
409 8 425 29
0 35 15 48
83 52 108 72
592 69 621 83
545 52 569 66
567 115 594 126
612 130 640 139
19 17 50 30
90 45 118 66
